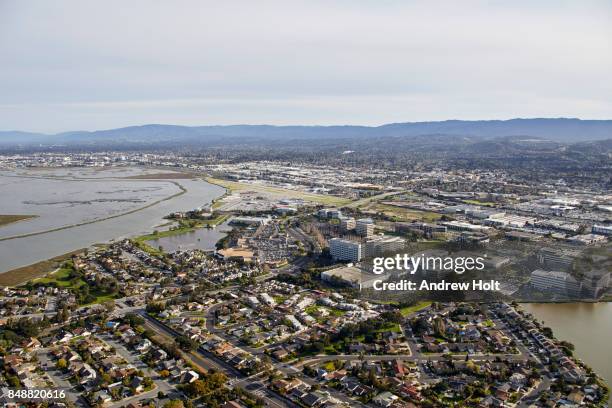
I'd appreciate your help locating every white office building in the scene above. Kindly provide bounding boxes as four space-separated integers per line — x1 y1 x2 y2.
530 269 582 297
340 217 356 231
356 218 375 237
329 238 362 262
318 208 343 219
581 270 610 298
537 247 578 271
592 225 612 236
229 216 270 226
364 235 406 258
321 265 362 289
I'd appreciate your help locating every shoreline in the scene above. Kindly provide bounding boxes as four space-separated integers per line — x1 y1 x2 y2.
0 214 231 287
0 180 187 242
0 248 86 287
0 174 229 285
0 214 38 228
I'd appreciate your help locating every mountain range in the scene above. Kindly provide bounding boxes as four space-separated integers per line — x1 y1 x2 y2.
1 118 611 147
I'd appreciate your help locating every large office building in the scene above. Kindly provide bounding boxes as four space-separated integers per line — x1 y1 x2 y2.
395 222 447 236
318 208 343 219
537 247 579 271
329 237 362 262
567 233 607 246
364 235 406 258
441 220 491 233
321 265 362 289
581 270 610 298
356 218 375 237
229 216 271 226
340 217 356 232
530 269 582 297
484 214 536 228
592 225 612 236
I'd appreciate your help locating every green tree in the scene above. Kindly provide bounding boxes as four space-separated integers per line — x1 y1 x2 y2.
185 380 207 397
175 335 198 351
56 358 67 370
163 401 184 408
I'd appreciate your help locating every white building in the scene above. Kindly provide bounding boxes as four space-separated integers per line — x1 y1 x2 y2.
329 238 362 262
328 209 343 219
466 209 506 220
295 296 315 310
259 293 276 306
567 233 607 246
484 214 535 228
592 225 612 236
581 270 610 298
364 235 406 258
318 208 343 219
321 265 362 289
538 247 578 271
356 218 375 237
441 220 491 232
530 269 582 297
229 216 270 226
340 217 356 231
246 296 260 307
275 206 297 215
373 391 399 407
285 315 304 331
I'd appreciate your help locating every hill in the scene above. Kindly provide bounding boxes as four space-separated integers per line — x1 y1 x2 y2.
1 118 611 147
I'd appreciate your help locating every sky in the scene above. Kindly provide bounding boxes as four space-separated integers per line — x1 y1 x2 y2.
1 0 611 133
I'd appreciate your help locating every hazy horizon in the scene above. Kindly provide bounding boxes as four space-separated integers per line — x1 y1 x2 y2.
4 117 612 136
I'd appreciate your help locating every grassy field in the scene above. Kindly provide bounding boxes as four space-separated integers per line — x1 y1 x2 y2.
33 264 118 304
83 290 118 305
329 308 347 317
400 301 433 316
205 177 352 206
407 240 446 252
0 214 37 227
133 238 165 257
33 266 84 288
345 191 405 209
366 203 441 222
305 305 319 315
482 319 495 328
375 322 402 333
0 249 85 287
211 197 227 209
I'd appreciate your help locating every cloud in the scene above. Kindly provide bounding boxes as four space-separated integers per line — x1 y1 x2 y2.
1 0 611 132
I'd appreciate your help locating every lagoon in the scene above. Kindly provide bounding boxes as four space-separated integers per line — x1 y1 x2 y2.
0 168 225 273
147 222 232 253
